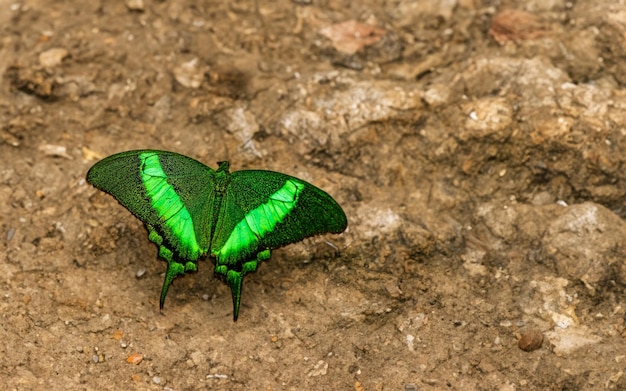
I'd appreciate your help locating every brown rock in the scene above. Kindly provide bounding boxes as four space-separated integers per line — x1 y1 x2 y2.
518 329 544 352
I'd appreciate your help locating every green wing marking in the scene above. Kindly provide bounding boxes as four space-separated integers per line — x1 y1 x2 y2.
216 179 304 260
139 152 201 259
87 150 347 321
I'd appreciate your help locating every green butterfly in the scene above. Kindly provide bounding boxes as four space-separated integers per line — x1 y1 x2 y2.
86 150 347 320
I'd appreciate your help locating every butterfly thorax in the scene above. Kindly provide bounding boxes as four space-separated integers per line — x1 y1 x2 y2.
208 161 232 246
216 161 230 175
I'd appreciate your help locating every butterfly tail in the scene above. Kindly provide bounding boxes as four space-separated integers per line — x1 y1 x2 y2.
159 260 186 309
226 270 244 321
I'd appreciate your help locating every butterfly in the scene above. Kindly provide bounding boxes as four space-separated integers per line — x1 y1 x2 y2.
86 150 347 320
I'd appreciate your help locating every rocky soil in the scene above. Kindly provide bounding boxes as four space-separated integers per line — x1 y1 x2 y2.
2 0 626 390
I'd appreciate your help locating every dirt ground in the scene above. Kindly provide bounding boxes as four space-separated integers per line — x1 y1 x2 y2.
3 0 626 390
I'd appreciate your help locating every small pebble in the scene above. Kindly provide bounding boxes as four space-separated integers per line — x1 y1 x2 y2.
206 374 228 379
173 59 204 89
126 0 144 11
7 228 15 242
518 328 544 352
38 144 73 159
307 360 328 377
39 48 69 67
135 269 146 278
126 353 143 365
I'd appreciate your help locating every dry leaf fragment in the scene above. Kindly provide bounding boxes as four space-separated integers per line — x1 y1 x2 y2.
319 20 386 55
39 48 69 68
126 353 143 365
82 146 101 161
489 9 548 44
38 144 73 159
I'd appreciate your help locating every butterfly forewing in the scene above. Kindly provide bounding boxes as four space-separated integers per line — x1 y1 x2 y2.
87 150 217 260
211 170 347 265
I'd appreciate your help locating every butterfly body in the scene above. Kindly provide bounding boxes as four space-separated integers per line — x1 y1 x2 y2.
87 150 347 320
